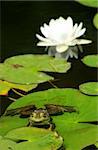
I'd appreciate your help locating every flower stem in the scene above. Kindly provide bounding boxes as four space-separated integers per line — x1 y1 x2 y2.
8 97 16 102
12 89 25 97
48 80 58 88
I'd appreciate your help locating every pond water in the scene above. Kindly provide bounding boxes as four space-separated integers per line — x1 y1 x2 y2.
0 2 97 115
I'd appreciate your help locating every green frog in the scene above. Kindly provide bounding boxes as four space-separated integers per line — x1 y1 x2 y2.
5 104 77 130
28 108 54 129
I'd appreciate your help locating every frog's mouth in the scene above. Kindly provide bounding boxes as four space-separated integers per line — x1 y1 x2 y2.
33 119 44 123
32 118 50 125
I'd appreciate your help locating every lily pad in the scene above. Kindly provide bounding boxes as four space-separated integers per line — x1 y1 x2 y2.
0 116 28 136
5 127 63 150
0 54 71 84
0 139 16 150
76 0 98 7
53 115 98 150
95 141 98 148
0 136 2 140
79 82 98 96
6 89 98 122
82 55 98 68
93 13 98 29
0 80 37 95
4 88 98 149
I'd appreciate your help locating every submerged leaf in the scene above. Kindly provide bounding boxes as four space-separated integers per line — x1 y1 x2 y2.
79 82 98 96
0 54 71 84
0 80 37 95
5 127 63 150
82 55 98 68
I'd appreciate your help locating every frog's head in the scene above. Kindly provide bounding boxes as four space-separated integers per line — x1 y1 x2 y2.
29 109 50 125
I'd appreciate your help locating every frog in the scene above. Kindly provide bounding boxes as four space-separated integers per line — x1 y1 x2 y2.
5 104 77 130
28 108 54 130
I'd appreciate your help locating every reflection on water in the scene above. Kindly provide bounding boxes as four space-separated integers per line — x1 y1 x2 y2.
0 1 97 114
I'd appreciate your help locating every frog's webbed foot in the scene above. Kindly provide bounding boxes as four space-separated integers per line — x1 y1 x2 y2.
5 105 36 117
62 106 77 113
45 104 78 115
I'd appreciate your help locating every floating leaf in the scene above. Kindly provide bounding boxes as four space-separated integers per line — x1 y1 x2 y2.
76 0 98 7
82 55 98 68
93 13 98 29
0 116 28 136
6 89 98 122
53 115 98 150
95 141 98 148
0 80 37 95
0 55 71 84
0 136 2 140
79 82 98 96
5 127 63 150
0 139 16 150
4 88 98 149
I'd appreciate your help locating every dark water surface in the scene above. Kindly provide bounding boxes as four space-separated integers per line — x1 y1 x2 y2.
0 2 97 114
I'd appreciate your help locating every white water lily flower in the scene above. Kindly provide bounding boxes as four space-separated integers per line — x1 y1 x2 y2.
36 16 92 59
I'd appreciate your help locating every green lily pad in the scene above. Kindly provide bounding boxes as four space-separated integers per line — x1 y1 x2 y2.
0 54 71 84
5 127 63 150
0 80 37 95
0 136 2 140
79 82 98 96
0 116 28 136
53 115 98 150
93 13 98 29
0 139 16 150
95 141 98 148
6 88 98 122
82 55 98 68
4 88 98 149
76 0 98 7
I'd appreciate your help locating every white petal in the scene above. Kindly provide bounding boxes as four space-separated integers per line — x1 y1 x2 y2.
43 23 50 36
56 45 69 53
40 27 48 38
49 19 55 26
66 17 73 27
77 22 83 33
37 41 57 46
43 23 49 30
36 34 49 42
73 23 78 32
76 39 92 45
75 28 86 38
66 17 73 33
57 16 66 24
74 22 84 38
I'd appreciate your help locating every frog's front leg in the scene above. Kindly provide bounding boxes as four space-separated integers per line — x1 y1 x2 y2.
27 119 33 127
48 123 55 131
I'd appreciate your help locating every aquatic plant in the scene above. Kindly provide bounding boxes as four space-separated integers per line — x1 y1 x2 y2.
0 3 97 150
36 16 92 59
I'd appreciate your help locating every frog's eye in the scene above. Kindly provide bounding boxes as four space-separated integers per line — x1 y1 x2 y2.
43 113 48 118
31 112 36 117
40 112 47 118
40 112 44 117
43 114 47 118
